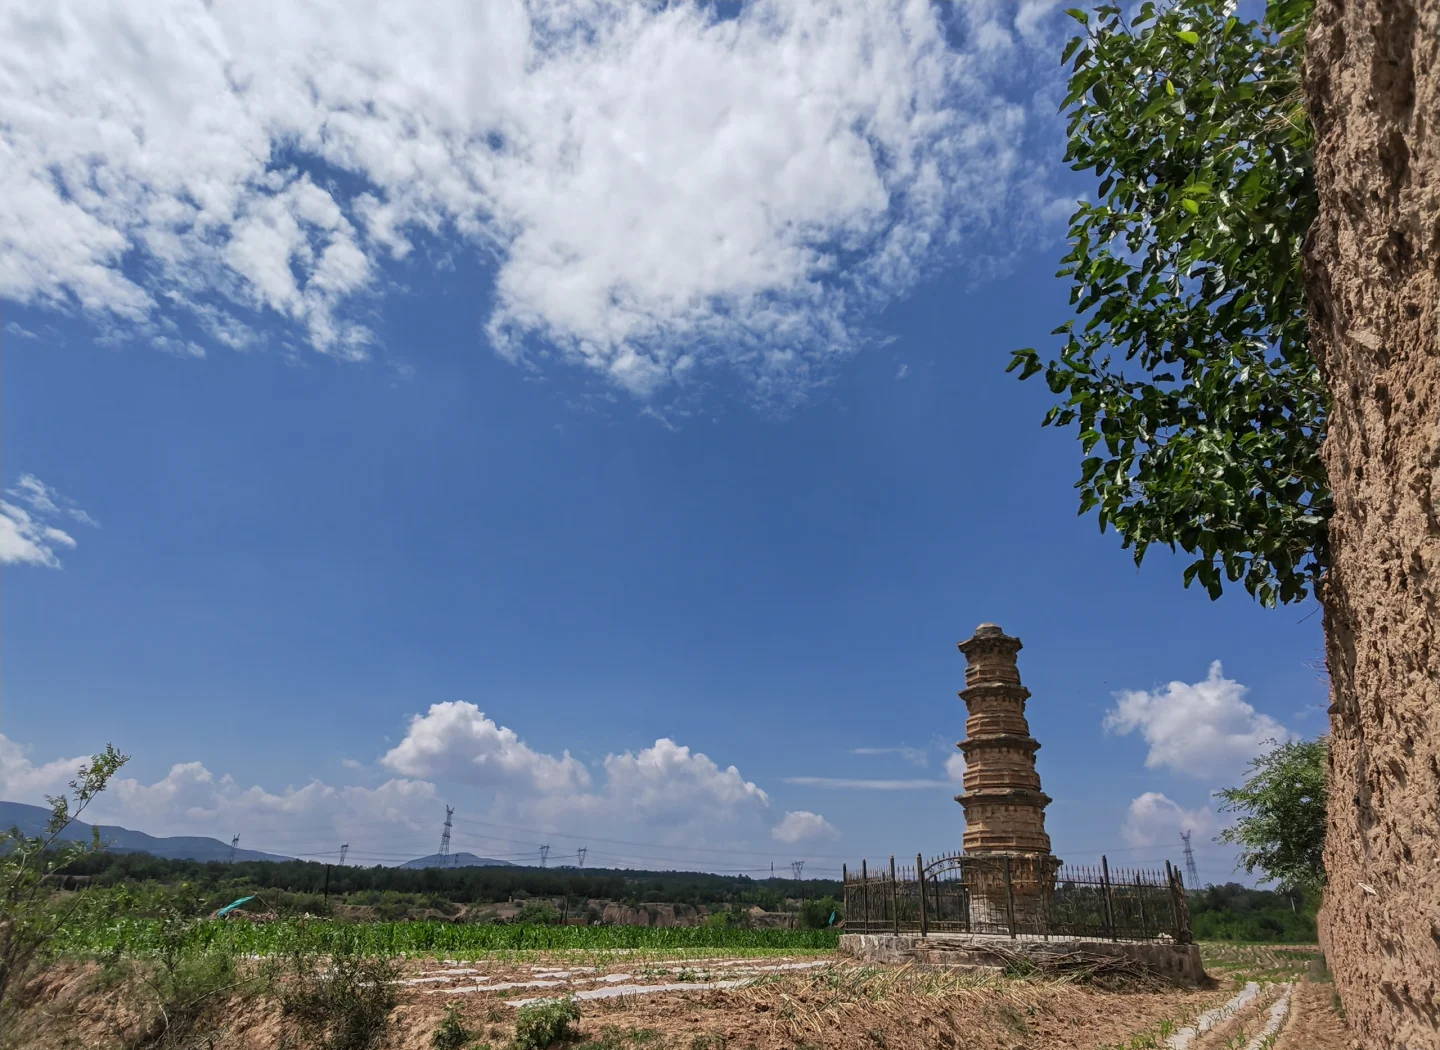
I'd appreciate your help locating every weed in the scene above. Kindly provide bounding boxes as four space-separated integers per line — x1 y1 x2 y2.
996 1002 1031 1037
690 1036 726 1050
278 946 399 1050
512 997 581 1050
431 1002 474 1050
1331 990 1347 1021
575 1027 662 1050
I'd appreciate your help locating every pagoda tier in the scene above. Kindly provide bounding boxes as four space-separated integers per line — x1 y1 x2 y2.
955 624 1055 856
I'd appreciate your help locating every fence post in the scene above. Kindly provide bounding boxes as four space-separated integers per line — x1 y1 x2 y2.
1173 866 1192 944
1135 873 1147 938
1164 860 1179 938
1101 856 1116 941
1003 856 1017 939
890 856 899 935
841 863 848 929
861 859 869 932
917 853 928 938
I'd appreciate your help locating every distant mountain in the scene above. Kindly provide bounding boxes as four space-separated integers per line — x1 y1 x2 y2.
399 851 515 869
0 801 292 864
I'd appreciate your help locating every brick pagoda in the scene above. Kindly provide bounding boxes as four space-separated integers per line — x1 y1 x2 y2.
955 623 1060 925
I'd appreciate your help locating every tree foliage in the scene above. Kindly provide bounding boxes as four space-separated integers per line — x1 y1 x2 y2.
1216 737 1328 892
1010 0 1327 606
0 745 127 1034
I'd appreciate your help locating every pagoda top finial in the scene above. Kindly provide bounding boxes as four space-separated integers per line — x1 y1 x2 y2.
958 623 1022 657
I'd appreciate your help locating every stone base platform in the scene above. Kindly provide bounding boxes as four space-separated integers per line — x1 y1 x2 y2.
838 933 1206 986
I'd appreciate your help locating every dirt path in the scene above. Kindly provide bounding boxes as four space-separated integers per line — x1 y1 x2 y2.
1273 980 1353 1050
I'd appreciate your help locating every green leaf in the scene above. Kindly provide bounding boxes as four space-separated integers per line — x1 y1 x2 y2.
1176 29 1200 45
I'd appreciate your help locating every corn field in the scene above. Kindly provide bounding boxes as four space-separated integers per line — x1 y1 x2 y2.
54 917 840 959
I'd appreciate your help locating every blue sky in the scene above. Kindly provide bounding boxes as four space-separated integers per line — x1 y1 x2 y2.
0 0 1325 885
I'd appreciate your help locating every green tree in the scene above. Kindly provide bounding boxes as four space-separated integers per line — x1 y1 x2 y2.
1010 0 1327 606
1216 737 1328 892
0 745 128 1035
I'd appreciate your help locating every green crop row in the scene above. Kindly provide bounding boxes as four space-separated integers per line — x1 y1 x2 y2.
54 917 840 959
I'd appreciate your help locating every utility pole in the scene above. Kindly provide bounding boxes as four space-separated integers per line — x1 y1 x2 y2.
439 805 454 867
577 847 587 868
229 834 240 864
1181 830 1200 888
539 844 550 867
339 843 349 866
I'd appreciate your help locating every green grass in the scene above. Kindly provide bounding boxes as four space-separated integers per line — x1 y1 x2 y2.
55 917 840 960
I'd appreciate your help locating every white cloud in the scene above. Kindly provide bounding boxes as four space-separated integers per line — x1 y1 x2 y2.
380 702 591 794
0 736 92 801
4 321 37 339
0 474 99 568
894 363 911 379
783 776 952 790
1 722 775 863
0 0 1069 403
771 810 839 844
945 752 966 783
1103 662 1292 779
1121 791 1220 849
850 746 927 767
599 739 769 821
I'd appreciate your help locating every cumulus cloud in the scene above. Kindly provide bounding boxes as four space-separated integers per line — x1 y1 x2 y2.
0 474 98 567
771 810 839 844
380 709 770 839
1 721 776 863
0 733 442 856
599 739 769 821
945 752 967 783
0 0 1070 403
0 736 92 800
1121 791 1220 849
380 702 590 794
1103 662 1291 779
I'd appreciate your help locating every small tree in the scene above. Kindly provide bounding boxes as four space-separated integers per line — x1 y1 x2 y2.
0 745 128 1029
1010 0 1328 606
1216 737 1327 892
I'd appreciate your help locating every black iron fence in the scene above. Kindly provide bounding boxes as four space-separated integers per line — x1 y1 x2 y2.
842 853 1191 943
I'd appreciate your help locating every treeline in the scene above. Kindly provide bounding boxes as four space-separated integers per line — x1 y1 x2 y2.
61 852 842 910
1188 883 1318 943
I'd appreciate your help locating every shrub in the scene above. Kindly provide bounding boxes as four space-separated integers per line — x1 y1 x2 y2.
279 945 399 1050
512 997 581 1050
512 901 562 926
797 896 840 930
0 744 127 1040
430 1002 474 1050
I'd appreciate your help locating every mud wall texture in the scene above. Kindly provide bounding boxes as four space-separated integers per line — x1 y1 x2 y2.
1302 1 1439 1046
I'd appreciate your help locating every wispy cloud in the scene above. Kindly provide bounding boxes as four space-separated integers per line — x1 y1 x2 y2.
783 776 953 790
1 474 98 568
850 746 927 767
894 363 910 380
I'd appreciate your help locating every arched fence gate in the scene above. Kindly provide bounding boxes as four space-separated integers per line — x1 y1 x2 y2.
842 852 1191 943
